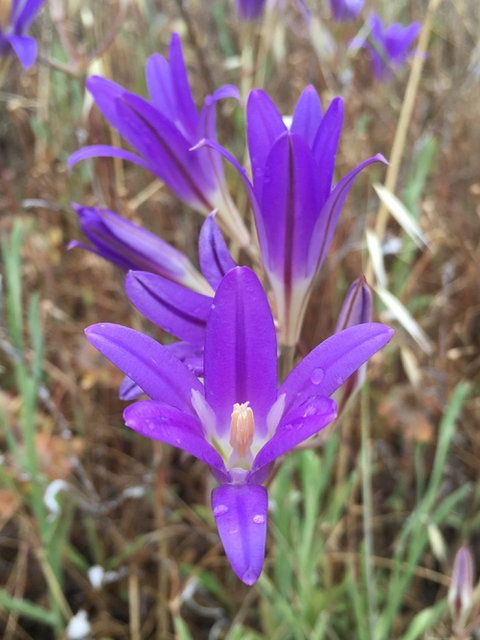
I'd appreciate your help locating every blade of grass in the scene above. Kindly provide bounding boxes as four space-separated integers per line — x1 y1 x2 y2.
0 590 58 627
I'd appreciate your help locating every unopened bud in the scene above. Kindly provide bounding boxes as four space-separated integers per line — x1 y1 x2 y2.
448 542 475 627
334 276 372 414
335 275 372 333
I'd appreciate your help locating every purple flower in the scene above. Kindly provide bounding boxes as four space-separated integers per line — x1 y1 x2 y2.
121 212 235 395
68 33 250 248
236 0 268 21
448 543 475 627
329 0 364 22
197 86 387 346
0 0 45 72
334 275 372 413
350 13 421 80
85 266 393 584
67 203 213 296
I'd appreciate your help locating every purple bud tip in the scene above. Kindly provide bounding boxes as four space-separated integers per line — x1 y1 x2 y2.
448 542 475 623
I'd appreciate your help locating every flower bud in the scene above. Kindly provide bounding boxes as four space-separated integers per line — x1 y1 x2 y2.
448 542 475 627
333 276 372 414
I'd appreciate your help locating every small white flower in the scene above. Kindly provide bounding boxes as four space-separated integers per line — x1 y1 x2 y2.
66 610 91 639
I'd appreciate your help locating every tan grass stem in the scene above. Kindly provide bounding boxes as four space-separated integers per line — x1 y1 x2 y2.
366 0 442 283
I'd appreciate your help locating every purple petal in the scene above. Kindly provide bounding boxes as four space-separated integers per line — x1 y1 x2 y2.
196 85 242 192
115 92 213 211
204 267 277 439
125 271 210 344
369 13 385 42
165 342 205 377
236 0 268 21
168 33 199 142
85 323 205 415
10 0 46 33
246 90 287 201
124 401 229 481
119 376 145 401
198 213 236 290
261 132 321 280
5 35 36 69
385 22 421 63
67 239 134 271
212 483 268 584
279 323 394 414
67 145 151 173
251 396 336 471
335 275 372 331
307 154 388 275
145 53 177 122
192 139 268 261
290 85 323 148
312 97 344 205
71 204 202 285
329 0 364 22
86 76 130 139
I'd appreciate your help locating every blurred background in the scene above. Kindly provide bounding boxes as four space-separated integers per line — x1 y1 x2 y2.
1 0 480 638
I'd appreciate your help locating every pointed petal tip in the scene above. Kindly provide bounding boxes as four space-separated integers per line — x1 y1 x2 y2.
189 138 206 151
241 567 261 585
212 484 267 587
374 152 389 165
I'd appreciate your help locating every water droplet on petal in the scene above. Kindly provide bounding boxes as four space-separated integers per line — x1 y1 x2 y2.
254 167 262 176
310 368 324 385
336 374 344 386
213 504 228 517
284 424 293 431
253 515 265 524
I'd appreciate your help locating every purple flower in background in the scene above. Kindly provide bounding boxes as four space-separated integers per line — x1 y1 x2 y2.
86 266 393 584
198 86 386 346
334 275 372 413
350 13 421 80
0 0 46 74
329 0 364 22
68 203 213 296
236 0 267 21
68 33 250 248
448 543 475 628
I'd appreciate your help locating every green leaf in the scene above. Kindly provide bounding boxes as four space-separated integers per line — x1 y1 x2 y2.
0 589 57 627
399 600 446 640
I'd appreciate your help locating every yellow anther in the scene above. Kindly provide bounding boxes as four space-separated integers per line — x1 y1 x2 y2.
230 402 255 459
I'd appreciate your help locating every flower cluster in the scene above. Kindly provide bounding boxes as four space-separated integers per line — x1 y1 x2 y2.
71 32 394 584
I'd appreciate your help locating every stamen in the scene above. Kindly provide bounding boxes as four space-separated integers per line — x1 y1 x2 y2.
230 402 255 459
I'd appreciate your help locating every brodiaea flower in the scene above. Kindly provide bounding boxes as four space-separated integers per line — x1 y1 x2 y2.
68 33 250 248
121 212 235 394
236 0 267 21
334 275 372 414
68 203 213 296
0 0 45 77
86 266 393 584
350 13 421 80
197 85 387 346
329 0 364 22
